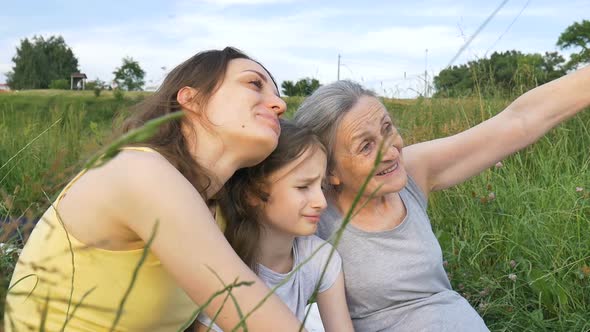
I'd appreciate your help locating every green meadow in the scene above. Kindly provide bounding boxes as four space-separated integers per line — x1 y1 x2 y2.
0 90 589 331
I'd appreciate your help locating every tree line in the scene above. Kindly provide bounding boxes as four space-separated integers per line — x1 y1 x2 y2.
5 36 146 91
4 20 588 96
433 20 589 97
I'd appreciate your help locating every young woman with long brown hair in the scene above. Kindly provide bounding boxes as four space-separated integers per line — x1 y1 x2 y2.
5 47 307 331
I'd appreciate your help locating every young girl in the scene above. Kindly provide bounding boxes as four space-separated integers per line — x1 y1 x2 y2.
196 120 354 332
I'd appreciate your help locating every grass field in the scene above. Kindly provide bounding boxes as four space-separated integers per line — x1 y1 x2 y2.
1 89 589 331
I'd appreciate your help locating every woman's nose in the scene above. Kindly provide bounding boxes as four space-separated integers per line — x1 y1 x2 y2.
381 139 401 160
267 94 286 117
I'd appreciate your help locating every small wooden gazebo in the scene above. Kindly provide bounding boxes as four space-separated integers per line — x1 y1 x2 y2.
70 73 87 90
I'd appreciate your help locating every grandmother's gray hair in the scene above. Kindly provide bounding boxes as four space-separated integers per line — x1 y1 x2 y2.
293 80 376 171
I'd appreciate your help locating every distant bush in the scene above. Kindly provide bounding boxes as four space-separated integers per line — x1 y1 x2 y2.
49 79 69 90
113 88 125 101
88 79 105 98
86 79 106 91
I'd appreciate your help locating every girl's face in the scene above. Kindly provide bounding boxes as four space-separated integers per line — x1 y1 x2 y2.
261 147 328 237
193 58 287 167
330 95 407 198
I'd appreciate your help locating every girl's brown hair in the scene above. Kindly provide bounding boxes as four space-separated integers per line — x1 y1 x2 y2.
221 119 326 272
120 47 278 199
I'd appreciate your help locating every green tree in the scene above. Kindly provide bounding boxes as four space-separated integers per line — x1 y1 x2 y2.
6 35 79 90
432 64 473 96
113 57 145 91
281 80 298 96
434 50 565 97
281 78 321 96
540 52 567 81
296 78 321 96
557 20 590 70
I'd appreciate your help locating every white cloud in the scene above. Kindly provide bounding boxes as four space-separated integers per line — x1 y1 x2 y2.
353 26 465 58
1 1 585 97
0 10 514 97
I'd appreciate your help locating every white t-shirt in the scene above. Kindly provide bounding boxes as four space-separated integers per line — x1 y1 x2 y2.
197 235 342 331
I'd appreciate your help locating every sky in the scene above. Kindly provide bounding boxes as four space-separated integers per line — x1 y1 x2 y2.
1 0 588 98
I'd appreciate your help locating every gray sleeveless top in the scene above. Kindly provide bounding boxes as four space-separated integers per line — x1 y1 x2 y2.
318 176 489 332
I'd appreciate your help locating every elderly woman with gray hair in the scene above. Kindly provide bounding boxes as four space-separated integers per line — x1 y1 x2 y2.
293 66 590 331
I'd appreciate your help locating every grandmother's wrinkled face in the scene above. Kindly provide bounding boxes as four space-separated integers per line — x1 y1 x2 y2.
330 96 407 198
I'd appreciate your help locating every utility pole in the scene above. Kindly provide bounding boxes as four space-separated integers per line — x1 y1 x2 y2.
337 54 341 81
424 49 428 97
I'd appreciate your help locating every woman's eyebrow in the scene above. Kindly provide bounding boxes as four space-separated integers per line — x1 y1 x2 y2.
242 69 268 83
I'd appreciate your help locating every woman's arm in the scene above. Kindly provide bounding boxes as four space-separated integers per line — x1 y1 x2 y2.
316 271 354 332
101 151 305 331
404 65 590 196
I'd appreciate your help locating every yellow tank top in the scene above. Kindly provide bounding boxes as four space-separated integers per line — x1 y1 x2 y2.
4 147 199 331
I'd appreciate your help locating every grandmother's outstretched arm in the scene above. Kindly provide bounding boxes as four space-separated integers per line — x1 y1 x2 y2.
403 65 590 196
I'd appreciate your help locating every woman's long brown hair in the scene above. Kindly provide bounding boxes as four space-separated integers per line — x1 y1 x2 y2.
120 47 278 200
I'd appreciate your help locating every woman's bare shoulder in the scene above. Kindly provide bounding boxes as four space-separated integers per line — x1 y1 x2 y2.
56 149 202 249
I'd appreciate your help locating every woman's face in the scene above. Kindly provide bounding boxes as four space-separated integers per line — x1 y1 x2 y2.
195 58 286 167
330 96 407 198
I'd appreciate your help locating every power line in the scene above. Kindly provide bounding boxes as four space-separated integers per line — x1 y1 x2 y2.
337 54 341 80
446 0 511 68
335 55 423 84
485 0 531 56
332 0 512 97
424 49 428 97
